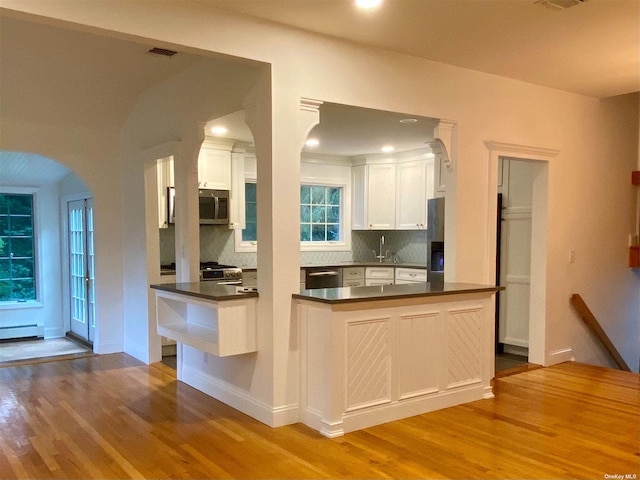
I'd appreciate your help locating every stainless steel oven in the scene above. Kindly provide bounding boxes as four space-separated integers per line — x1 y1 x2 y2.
199 262 242 284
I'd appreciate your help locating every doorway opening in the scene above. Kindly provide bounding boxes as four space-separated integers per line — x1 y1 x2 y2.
496 158 534 372
0 152 95 364
485 142 558 374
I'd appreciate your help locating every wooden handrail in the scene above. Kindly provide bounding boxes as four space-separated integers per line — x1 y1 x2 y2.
570 294 631 371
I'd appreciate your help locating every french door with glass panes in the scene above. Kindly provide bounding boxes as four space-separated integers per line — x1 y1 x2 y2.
68 198 95 342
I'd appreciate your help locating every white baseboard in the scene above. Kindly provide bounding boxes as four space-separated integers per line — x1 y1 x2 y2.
546 347 573 365
301 384 487 438
503 344 529 357
44 327 65 338
182 365 299 428
95 340 124 355
503 337 529 349
341 384 486 436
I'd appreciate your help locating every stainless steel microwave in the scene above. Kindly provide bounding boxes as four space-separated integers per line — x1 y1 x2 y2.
167 187 230 225
198 188 229 225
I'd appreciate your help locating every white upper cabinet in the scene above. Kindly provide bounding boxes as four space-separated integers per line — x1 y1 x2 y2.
352 162 396 230
353 152 438 231
433 155 446 198
367 163 396 229
396 159 427 230
229 151 248 230
351 164 367 230
198 140 232 190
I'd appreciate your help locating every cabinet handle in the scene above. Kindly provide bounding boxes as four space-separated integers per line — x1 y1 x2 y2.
308 271 339 277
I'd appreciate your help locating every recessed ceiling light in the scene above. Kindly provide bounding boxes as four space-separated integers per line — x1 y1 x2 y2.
305 138 320 148
381 145 395 153
399 118 418 124
356 0 383 9
210 126 228 136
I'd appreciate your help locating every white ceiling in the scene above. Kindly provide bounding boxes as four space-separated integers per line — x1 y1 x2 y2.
207 104 440 156
201 0 640 99
2 1 638 178
0 152 72 185
0 16 205 133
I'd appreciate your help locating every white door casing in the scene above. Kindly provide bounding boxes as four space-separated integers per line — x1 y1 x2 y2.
485 141 558 367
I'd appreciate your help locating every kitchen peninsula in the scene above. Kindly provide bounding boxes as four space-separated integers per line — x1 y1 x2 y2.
150 280 501 438
294 282 502 437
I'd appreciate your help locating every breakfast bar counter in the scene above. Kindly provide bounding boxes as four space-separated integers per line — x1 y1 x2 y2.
293 282 500 304
151 282 258 301
150 282 258 358
294 282 501 437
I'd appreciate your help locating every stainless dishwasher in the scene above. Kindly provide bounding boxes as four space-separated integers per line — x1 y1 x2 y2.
304 267 342 289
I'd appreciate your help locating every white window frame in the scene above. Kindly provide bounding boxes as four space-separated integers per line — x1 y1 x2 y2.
234 177 257 252
0 186 43 309
233 174 352 253
300 179 351 252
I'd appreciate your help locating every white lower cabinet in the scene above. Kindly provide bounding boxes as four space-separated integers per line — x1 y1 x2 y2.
242 270 257 288
394 267 427 284
342 267 365 287
365 266 394 286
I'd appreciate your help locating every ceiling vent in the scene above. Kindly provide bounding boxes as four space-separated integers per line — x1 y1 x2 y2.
534 0 588 10
148 47 178 57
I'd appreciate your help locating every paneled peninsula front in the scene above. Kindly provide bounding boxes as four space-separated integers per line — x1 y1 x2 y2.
294 282 502 437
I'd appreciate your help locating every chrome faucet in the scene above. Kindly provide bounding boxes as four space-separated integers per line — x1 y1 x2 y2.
374 235 386 262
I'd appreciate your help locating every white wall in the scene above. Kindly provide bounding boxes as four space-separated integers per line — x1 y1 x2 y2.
0 130 125 354
1 1 638 387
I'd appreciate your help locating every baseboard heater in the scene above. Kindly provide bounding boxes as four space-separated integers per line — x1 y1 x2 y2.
0 324 41 340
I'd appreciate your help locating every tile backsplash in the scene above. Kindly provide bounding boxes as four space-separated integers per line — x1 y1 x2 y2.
159 226 428 267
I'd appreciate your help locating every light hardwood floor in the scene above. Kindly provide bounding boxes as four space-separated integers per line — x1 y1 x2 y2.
0 354 637 479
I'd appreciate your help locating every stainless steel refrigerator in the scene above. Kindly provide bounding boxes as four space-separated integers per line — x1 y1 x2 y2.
427 198 445 284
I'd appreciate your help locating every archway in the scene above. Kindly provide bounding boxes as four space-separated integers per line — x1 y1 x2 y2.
0 151 95 360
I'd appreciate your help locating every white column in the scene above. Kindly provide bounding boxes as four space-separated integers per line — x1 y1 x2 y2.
173 125 204 283
243 70 322 421
435 119 457 283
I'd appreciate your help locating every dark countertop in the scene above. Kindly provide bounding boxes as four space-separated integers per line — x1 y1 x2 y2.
293 282 503 305
150 282 258 301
